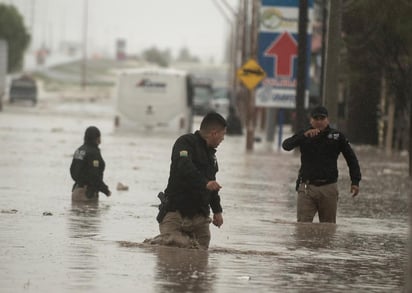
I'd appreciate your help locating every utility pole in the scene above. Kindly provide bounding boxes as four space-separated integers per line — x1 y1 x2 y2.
322 0 342 125
81 0 88 90
241 0 249 64
212 0 237 106
30 0 36 51
319 0 327 100
295 0 309 132
245 0 259 151
236 0 246 123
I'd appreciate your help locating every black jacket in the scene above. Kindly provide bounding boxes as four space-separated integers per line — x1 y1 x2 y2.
164 131 223 218
70 142 110 196
282 126 361 186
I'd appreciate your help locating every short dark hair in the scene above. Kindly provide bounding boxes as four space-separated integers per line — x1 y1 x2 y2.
200 112 227 132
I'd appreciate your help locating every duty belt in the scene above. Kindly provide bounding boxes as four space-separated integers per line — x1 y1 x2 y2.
303 179 335 186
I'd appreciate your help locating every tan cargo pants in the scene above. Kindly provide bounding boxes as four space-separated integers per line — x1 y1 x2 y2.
156 211 212 249
71 186 98 202
297 182 338 223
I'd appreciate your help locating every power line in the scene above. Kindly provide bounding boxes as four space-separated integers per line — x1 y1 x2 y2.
211 0 233 24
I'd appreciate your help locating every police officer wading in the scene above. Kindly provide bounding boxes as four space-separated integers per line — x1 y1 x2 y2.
153 112 226 249
282 106 361 223
70 126 111 201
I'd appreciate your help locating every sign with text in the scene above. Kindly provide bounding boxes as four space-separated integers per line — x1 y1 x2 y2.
256 0 313 108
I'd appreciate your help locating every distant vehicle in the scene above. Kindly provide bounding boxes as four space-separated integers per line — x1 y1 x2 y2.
0 40 7 111
114 67 193 134
9 75 37 105
192 78 214 116
211 87 231 117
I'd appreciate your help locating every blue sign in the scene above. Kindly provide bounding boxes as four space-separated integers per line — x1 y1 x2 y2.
256 0 313 108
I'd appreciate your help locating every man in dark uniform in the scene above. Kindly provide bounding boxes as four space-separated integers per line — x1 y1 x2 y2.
152 112 226 249
70 126 111 201
282 106 361 223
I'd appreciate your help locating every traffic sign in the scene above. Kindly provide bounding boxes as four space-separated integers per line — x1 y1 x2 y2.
237 59 267 90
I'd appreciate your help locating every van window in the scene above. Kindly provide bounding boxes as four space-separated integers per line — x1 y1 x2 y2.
9 75 37 105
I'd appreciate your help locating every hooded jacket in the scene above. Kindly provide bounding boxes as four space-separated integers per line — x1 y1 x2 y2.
70 127 110 197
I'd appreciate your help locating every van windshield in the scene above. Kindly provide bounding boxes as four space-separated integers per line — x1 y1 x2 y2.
194 87 212 102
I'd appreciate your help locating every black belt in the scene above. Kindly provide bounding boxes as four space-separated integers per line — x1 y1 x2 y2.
303 179 335 186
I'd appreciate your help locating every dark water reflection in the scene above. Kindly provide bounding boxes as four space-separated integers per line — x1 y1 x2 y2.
153 246 214 293
66 201 103 291
283 222 406 292
293 223 337 249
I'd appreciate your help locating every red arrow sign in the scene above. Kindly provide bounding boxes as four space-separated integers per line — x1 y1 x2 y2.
264 32 297 77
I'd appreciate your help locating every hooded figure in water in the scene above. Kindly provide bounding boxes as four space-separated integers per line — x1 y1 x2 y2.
70 126 111 201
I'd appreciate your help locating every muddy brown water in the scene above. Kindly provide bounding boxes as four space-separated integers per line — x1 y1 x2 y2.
0 103 408 292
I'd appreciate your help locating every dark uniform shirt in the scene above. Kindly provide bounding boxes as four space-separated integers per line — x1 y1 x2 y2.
70 142 110 197
282 126 361 186
164 131 223 218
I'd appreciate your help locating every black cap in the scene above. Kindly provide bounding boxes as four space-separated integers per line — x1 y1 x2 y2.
311 106 328 118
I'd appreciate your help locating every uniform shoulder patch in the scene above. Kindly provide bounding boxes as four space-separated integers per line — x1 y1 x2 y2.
74 149 86 160
179 150 188 157
93 160 99 167
327 133 340 140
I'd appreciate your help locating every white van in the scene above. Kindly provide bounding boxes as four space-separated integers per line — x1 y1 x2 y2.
114 67 194 134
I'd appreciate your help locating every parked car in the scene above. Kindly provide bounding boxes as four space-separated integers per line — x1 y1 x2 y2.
9 75 37 105
192 78 214 116
211 87 231 117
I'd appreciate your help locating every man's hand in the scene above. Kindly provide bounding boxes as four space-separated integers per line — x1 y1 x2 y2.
106 190 112 197
350 185 359 197
206 180 222 191
304 128 321 138
212 213 223 227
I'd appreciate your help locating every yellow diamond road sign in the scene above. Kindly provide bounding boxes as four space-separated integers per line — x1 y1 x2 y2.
237 59 266 90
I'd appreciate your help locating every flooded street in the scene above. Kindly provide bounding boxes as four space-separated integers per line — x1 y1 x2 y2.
0 96 409 292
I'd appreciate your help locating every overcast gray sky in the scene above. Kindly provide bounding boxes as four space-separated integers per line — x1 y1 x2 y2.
3 0 238 63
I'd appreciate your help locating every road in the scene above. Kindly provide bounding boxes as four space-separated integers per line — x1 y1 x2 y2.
0 94 409 292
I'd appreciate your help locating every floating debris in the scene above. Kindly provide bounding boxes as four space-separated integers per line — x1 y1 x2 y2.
42 211 53 216
50 127 63 133
237 276 251 281
190 271 199 279
117 182 129 191
1 209 18 214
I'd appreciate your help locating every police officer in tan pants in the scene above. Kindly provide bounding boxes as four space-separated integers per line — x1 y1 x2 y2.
282 106 361 223
148 113 226 249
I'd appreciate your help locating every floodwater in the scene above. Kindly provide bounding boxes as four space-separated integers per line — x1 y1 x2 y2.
0 97 409 292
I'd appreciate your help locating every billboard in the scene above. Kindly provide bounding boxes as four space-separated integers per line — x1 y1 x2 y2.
256 0 313 108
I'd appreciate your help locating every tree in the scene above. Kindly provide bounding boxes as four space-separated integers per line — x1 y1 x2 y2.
341 0 412 178
0 4 30 72
176 47 200 63
141 47 171 67
341 0 412 146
